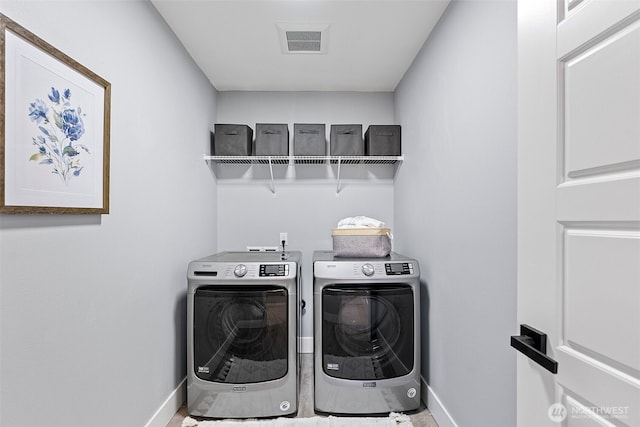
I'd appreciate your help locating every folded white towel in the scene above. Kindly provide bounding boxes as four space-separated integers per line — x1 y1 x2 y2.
336 216 386 229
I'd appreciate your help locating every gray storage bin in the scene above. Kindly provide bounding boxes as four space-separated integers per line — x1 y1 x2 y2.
330 124 363 156
255 123 289 156
332 228 392 257
213 124 253 156
365 125 401 156
294 123 326 156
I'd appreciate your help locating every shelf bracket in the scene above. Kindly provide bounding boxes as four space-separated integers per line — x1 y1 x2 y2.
336 157 342 194
268 156 276 194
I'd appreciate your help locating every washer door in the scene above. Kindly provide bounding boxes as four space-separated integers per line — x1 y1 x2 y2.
322 284 414 380
193 286 288 383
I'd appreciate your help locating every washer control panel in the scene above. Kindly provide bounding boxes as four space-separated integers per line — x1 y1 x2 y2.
259 264 289 277
195 262 296 279
188 252 301 282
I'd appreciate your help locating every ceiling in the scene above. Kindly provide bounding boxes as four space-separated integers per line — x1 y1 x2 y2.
150 0 450 92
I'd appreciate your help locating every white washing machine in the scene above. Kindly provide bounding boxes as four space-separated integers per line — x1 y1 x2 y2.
186 251 301 418
313 250 420 415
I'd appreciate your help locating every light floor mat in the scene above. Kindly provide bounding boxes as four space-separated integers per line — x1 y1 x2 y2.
182 412 413 427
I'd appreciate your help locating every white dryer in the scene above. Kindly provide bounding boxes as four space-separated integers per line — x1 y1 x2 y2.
187 251 301 418
313 250 420 415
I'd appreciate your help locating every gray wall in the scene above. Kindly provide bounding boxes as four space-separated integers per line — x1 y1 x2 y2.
215 91 395 341
0 1 217 426
393 1 517 426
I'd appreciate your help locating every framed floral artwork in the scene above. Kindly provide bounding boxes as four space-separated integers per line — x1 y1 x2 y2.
0 13 111 214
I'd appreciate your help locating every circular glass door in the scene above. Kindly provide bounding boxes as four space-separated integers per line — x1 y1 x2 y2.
194 286 288 383
322 284 414 380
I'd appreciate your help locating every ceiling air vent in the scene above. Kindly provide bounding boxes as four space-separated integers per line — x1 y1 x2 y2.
277 24 329 54
286 31 321 52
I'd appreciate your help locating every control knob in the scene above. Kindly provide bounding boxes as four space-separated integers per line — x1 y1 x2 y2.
362 263 375 277
234 264 247 277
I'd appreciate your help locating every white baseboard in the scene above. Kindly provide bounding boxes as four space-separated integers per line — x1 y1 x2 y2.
421 376 458 427
299 336 313 353
145 377 186 427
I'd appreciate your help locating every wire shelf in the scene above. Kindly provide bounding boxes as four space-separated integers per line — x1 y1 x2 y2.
205 156 289 165
204 155 403 165
203 155 403 194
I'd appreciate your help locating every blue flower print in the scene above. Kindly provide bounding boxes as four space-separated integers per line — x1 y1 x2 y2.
61 109 85 141
28 87 89 185
48 87 60 103
28 99 48 123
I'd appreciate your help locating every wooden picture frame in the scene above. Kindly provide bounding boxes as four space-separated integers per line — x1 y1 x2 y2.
0 13 111 214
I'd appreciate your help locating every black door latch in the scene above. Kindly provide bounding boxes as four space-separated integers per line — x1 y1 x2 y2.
511 324 558 374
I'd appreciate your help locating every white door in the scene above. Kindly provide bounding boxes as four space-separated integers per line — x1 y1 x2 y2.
516 0 640 426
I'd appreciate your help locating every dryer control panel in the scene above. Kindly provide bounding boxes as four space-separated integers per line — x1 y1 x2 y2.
314 260 418 279
312 250 420 280
385 262 414 275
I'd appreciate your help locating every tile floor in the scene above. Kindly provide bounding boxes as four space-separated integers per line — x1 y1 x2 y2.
166 354 439 427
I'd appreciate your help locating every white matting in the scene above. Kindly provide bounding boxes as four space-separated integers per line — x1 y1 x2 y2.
182 412 413 427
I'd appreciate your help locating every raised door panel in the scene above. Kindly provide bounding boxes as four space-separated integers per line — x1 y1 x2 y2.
564 230 640 372
564 21 640 176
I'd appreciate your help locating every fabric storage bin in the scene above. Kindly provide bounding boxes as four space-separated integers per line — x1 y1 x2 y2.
255 123 289 156
213 124 253 156
330 124 363 156
365 125 401 156
294 123 326 156
332 228 391 257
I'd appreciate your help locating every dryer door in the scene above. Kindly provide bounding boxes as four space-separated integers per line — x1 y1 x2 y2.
322 284 414 380
193 286 288 383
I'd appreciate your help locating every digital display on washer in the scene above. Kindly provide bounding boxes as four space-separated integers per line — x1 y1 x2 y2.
260 264 287 277
385 263 412 275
